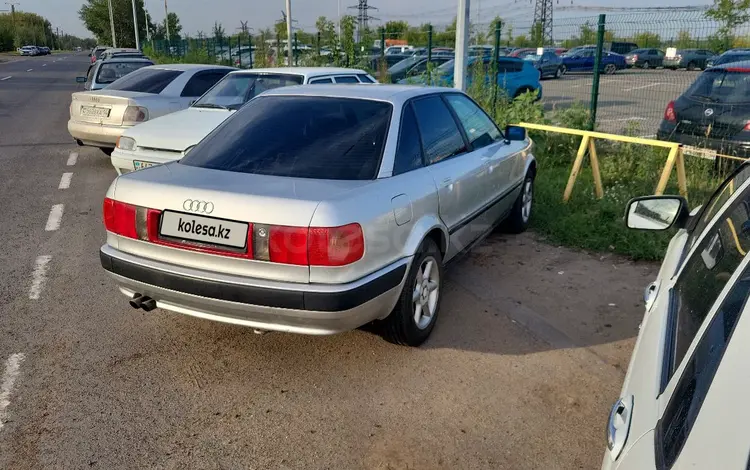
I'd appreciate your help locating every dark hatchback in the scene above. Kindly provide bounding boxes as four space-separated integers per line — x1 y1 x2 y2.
657 61 750 157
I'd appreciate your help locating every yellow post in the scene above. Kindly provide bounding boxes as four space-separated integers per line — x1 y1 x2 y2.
655 145 679 195
588 138 604 199
563 135 590 202
675 147 688 199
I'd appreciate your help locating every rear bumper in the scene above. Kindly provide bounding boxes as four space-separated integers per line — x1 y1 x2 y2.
68 119 131 148
657 125 750 157
99 245 409 335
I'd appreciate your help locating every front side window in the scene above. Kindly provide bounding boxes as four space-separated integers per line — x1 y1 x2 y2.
658 259 750 468
411 95 467 165
357 74 375 83
668 182 750 382
444 94 501 150
334 76 360 84
309 77 333 84
181 96 392 180
95 61 153 85
105 68 182 93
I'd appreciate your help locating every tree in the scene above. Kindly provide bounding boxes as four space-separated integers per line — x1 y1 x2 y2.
513 35 532 48
339 15 356 66
579 22 596 45
79 0 149 48
486 16 504 43
530 23 544 47
152 12 182 42
675 30 694 49
383 20 409 40
633 32 660 48
707 0 750 36
315 16 336 50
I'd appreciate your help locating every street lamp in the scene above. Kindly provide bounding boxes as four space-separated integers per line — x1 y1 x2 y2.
107 0 117 47
131 0 140 49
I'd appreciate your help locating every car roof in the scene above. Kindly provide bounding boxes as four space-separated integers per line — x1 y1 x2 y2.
228 67 368 78
139 63 236 71
100 57 153 64
261 84 456 104
711 59 750 69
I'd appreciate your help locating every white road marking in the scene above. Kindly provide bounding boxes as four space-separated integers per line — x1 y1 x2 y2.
28 256 52 300
599 117 648 122
624 82 664 92
26 68 32 72
58 172 73 189
0 76 10 81
45 204 64 231
42 64 46 67
0 353 25 432
66 152 78 166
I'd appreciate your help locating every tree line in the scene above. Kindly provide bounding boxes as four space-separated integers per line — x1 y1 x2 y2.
0 11 94 52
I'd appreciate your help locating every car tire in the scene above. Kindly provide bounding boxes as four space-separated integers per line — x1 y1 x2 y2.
561 64 567 75
504 171 535 234
513 87 532 99
555 66 563 78
100 148 113 156
382 238 443 347
604 63 616 75
687 61 696 71
642 61 650 69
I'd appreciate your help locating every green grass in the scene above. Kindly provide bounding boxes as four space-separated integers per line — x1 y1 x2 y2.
529 134 724 261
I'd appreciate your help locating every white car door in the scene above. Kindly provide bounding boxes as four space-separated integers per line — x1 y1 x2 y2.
606 169 750 470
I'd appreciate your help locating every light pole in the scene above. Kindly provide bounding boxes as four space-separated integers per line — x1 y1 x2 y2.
131 0 140 49
164 0 171 45
5 2 20 49
107 0 117 47
455 0 471 91
285 0 293 66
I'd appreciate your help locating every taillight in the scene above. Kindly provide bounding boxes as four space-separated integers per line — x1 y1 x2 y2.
664 101 676 122
103 197 137 239
743 120 750 131
123 106 149 125
309 224 365 266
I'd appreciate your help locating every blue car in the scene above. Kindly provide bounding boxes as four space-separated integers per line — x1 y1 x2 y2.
399 56 542 100
561 49 627 74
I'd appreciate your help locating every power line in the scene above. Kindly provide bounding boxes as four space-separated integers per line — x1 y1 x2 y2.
348 0 379 41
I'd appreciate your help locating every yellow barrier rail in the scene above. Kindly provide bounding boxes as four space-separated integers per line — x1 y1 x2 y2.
519 122 688 202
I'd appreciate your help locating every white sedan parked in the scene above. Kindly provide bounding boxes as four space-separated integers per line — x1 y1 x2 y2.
110 67 377 174
68 64 236 155
603 165 750 469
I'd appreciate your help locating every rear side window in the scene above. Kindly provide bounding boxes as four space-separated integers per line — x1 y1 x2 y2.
106 68 183 94
309 77 333 84
657 260 750 469
181 96 392 180
334 76 360 84
411 95 467 165
393 104 424 176
181 70 230 97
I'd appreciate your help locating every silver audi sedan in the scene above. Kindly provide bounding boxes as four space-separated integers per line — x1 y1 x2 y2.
100 85 536 346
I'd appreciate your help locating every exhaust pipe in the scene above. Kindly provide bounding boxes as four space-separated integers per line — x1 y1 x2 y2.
129 294 157 311
129 293 145 309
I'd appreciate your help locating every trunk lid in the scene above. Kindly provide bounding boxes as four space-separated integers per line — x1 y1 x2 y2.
112 163 374 283
674 97 747 140
125 107 234 152
71 90 154 126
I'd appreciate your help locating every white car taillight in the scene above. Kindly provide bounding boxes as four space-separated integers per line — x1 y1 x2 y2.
122 106 149 125
116 136 136 151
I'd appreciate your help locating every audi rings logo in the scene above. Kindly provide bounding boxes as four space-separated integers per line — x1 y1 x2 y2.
183 199 214 214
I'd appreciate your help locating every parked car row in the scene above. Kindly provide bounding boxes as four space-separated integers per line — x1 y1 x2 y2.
18 45 50 56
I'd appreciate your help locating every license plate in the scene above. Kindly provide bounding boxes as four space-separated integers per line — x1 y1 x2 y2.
159 211 248 249
133 160 157 171
80 106 110 118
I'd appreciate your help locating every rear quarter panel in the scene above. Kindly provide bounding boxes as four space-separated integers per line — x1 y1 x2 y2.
309 170 442 284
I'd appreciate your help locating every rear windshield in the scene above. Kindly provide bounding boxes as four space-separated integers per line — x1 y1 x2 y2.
181 96 392 180
95 61 153 84
686 69 750 104
105 68 182 93
192 73 303 110
94 48 107 58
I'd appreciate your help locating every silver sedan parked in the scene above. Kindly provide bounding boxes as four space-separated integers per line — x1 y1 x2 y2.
68 64 236 155
99 85 536 346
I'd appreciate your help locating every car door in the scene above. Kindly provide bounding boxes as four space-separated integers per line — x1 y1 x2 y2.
179 69 232 108
410 95 486 259
607 171 750 469
444 93 521 224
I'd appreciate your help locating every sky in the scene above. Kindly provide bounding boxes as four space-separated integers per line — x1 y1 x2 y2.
11 0 714 39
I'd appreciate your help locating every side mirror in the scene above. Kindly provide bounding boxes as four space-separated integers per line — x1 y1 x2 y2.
76 76 87 83
625 195 689 231
504 125 526 142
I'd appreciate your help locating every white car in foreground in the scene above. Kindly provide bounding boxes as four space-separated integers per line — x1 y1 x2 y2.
110 67 376 174
604 165 750 469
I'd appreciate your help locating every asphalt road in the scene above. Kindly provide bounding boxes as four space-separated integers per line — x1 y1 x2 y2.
0 53 654 469
543 68 701 136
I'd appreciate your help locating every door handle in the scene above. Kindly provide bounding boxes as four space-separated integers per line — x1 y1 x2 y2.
441 177 452 185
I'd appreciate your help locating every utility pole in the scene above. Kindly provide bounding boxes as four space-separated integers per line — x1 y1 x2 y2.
285 0 293 66
5 2 20 49
348 0 379 43
131 0 140 49
533 0 553 45
455 0 470 91
107 0 117 47
164 0 171 44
